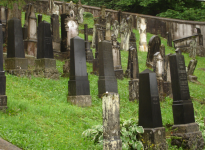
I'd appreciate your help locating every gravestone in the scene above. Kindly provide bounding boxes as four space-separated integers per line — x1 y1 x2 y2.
0 24 7 110
77 0 84 24
0 6 6 43
102 93 122 149
84 24 93 63
166 32 172 47
34 21 59 79
139 69 167 149
120 18 126 50
47 0 59 15
169 50 204 149
187 59 198 82
91 18 97 48
60 14 69 52
105 12 112 41
111 34 123 79
51 14 60 52
5 18 28 76
67 36 91 107
24 5 37 57
38 14 42 25
98 40 118 97
112 20 119 38
137 17 148 52
146 35 161 68
124 16 133 51
189 40 197 59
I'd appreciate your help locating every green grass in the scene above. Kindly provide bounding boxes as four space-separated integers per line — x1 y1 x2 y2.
0 12 205 149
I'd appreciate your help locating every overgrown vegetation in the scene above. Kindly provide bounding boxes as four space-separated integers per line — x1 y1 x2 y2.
0 12 205 150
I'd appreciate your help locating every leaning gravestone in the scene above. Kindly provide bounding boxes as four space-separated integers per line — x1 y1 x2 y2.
187 59 198 82
98 40 118 97
5 18 28 76
102 93 122 149
146 35 161 68
0 24 7 110
68 36 91 107
34 21 59 79
169 50 204 149
138 69 167 149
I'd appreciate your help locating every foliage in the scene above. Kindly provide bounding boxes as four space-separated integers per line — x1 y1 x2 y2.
82 118 144 150
0 0 27 9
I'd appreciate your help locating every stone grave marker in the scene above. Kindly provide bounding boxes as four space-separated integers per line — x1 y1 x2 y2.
105 12 112 41
137 17 148 52
51 14 60 52
189 39 197 59
146 35 161 68
77 0 84 24
111 34 123 79
68 36 91 107
138 69 167 149
91 18 97 48
166 32 172 47
84 24 93 63
60 14 69 52
5 18 28 76
102 93 122 149
120 18 126 50
124 15 133 51
187 59 198 82
112 20 119 38
169 50 204 149
98 40 118 97
35 21 59 79
0 23 7 110
38 14 42 25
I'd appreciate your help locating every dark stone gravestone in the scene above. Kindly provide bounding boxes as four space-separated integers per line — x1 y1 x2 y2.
166 32 172 47
0 24 7 110
169 50 204 149
187 59 198 82
138 69 167 149
60 14 69 53
51 14 60 52
84 24 93 63
35 21 59 79
38 14 42 25
67 36 91 107
146 35 161 68
98 40 118 97
5 18 28 76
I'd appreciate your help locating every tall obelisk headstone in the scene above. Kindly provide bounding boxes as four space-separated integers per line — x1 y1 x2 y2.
5 18 28 76
68 36 91 107
51 14 61 52
98 41 118 97
0 24 7 110
139 69 167 149
169 50 204 149
34 21 59 79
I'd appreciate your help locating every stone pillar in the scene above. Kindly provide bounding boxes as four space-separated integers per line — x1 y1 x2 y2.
187 59 198 82
105 12 111 41
91 18 97 48
137 17 148 52
98 41 118 97
111 34 123 79
51 14 60 52
37 14 42 25
67 36 91 107
166 32 172 47
5 18 28 76
0 24 7 110
146 35 161 68
169 50 204 149
102 93 122 150
84 24 93 63
34 21 59 79
139 69 167 149
0 6 7 43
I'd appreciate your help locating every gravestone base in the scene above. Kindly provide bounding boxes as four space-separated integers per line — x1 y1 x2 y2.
141 127 167 150
129 79 139 101
34 58 59 79
171 123 204 149
67 95 91 107
124 69 130 78
0 95 8 110
188 75 198 83
86 51 94 63
53 41 60 52
61 59 70 78
90 58 99 75
24 39 37 57
114 69 123 80
103 139 122 150
5 58 28 70
53 50 70 60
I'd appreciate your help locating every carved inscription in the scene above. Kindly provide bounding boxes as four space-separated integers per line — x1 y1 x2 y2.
45 37 51 45
152 96 159 105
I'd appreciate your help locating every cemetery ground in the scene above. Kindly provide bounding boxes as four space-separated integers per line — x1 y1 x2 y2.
0 13 205 150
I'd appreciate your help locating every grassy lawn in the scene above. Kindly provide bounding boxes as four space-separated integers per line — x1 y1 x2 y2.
0 12 205 149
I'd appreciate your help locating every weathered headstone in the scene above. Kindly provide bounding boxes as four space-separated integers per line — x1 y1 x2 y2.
68 36 91 107
137 17 148 52
24 5 37 57
102 93 122 149
38 14 42 25
169 50 204 149
60 14 69 52
77 0 84 24
111 34 123 79
189 40 197 59
120 18 126 50
47 0 59 15
112 20 119 38
105 12 112 41
5 18 28 76
146 35 161 68
7 3 21 21
139 69 167 149
98 40 118 97
84 24 93 63
0 6 7 43
51 14 61 52
187 59 198 82
0 24 7 110
91 18 97 48
124 16 133 51
35 21 59 79
166 32 172 47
